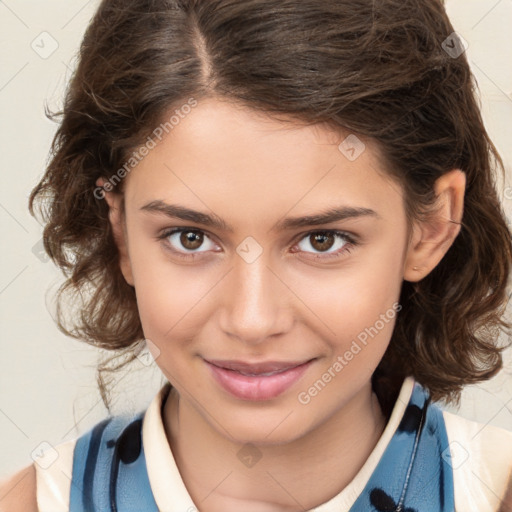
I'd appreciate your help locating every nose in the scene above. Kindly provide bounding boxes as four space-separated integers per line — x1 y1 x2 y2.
218 251 293 346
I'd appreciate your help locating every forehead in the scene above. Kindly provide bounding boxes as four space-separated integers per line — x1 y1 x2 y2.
122 98 403 225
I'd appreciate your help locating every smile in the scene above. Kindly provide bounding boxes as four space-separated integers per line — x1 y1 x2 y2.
204 358 315 401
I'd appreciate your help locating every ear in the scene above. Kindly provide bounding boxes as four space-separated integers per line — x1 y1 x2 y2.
403 169 466 282
96 177 135 287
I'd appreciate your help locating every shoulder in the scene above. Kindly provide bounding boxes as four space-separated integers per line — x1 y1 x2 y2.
34 414 141 512
0 463 38 512
34 437 77 512
442 409 512 464
441 409 512 511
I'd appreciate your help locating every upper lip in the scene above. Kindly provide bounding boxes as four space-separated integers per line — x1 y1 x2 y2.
205 358 314 374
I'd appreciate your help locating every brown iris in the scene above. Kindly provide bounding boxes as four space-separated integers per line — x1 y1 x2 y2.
180 230 204 250
309 232 335 252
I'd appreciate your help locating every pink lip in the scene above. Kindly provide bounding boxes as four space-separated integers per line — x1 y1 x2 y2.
204 358 315 401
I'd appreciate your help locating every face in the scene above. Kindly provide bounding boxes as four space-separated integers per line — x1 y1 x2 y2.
106 97 412 445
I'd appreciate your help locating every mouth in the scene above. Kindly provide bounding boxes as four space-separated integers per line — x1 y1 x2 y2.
206 359 313 375
204 357 316 401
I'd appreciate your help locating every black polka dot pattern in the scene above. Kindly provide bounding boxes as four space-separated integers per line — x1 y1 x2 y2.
369 488 418 512
117 418 143 464
397 404 422 433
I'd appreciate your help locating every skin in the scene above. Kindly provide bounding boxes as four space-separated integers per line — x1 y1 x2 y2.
98 96 465 512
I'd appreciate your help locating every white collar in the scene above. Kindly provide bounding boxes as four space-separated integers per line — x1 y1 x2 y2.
142 376 416 511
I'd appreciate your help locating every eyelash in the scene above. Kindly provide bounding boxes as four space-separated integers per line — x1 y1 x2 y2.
156 227 358 262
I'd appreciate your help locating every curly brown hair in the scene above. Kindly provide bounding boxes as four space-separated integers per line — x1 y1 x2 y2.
28 0 512 417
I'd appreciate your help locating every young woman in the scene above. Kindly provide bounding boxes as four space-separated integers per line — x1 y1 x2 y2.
2 0 511 510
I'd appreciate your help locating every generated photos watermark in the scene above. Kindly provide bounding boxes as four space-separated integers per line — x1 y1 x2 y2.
93 97 198 200
297 301 402 405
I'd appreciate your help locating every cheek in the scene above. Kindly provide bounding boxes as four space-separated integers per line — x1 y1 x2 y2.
132 268 205 384
292 247 403 338
136 273 207 339
128 244 212 349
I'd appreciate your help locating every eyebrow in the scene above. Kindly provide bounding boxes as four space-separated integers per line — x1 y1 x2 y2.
140 200 380 233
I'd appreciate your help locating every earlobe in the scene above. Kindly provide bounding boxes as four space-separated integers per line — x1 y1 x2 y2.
403 169 466 282
96 178 135 287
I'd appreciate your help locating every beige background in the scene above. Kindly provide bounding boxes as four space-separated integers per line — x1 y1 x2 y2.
1 0 511 478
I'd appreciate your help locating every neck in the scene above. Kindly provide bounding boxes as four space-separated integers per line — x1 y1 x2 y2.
162 382 388 512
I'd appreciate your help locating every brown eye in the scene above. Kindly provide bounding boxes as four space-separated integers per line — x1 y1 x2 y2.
159 228 217 257
294 230 356 260
309 232 335 252
180 230 204 250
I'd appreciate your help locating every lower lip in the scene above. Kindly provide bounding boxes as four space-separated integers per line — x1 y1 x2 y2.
205 359 314 401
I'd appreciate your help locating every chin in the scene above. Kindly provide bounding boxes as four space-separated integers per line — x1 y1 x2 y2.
216 409 316 447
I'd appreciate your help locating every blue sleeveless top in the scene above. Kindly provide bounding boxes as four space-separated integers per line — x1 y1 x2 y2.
69 380 455 511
